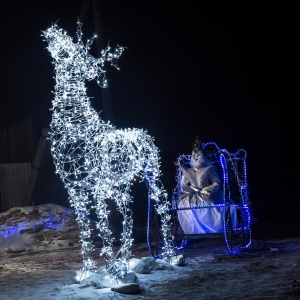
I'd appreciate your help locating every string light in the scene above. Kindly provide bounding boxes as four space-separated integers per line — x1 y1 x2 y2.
0 211 73 238
173 142 252 254
42 19 176 281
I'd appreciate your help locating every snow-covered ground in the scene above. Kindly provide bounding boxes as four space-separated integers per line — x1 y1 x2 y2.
1 203 300 299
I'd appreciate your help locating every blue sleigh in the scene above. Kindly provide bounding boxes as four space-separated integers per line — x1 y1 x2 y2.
147 142 252 257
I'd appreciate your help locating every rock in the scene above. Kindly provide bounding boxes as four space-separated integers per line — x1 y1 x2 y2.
119 271 138 284
141 256 157 269
155 259 174 270
170 254 185 266
129 256 158 274
7 244 32 254
129 259 151 274
111 283 141 294
100 275 118 287
100 270 138 288
80 273 105 289
96 265 107 275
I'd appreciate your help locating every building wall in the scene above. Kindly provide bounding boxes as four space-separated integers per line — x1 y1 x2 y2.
0 117 36 211
0 162 31 212
0 117 35 164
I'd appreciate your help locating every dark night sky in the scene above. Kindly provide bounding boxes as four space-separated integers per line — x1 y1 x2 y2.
0 1 298 226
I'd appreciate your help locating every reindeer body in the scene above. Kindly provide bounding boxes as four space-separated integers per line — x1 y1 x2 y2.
42 21 175 280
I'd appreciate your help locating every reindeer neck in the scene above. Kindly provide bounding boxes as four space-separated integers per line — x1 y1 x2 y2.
50 64 108 131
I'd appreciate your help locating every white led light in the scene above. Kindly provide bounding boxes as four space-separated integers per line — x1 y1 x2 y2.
42 20 175 280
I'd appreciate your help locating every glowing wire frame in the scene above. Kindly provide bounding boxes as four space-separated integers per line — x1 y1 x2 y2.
42 20 176 280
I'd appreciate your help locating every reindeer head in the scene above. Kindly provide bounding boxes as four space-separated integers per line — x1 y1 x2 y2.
42 24 77 63
42 21 125 87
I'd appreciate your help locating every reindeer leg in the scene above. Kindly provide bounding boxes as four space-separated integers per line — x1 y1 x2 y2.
147 169 176 260
94 188 132 279
68 190 96 278
93 192 116 274
114 189 134 264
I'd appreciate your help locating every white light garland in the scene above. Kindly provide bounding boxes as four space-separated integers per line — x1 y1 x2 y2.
42 20 176 280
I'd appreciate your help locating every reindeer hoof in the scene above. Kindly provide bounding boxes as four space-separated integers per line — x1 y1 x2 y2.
107 259 128 280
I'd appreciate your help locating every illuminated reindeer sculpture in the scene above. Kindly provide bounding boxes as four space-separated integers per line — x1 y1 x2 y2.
42 20 175 280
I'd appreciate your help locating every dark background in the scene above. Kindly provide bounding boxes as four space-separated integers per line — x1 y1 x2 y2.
0 1 298 233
